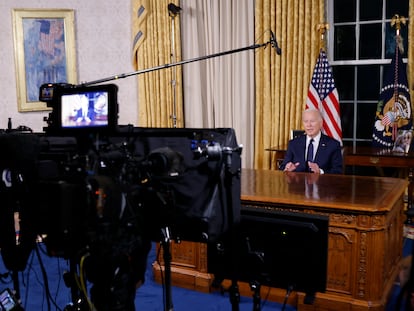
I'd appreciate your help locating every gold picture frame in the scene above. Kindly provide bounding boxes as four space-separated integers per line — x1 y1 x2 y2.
12 9 77 112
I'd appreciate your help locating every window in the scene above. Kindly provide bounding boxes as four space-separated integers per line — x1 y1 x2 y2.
327 0 409 147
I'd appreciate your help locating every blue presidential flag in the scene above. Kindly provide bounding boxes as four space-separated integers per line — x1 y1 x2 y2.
372 45 412 148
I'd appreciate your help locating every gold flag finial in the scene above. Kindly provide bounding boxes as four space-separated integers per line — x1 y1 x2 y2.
391 14 406 36
391 14 406 53
317 23 329 50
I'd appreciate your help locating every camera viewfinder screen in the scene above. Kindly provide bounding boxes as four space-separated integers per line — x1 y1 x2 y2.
61 91 109 128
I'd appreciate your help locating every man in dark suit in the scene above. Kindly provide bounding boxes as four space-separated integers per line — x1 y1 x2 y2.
279 109 343 174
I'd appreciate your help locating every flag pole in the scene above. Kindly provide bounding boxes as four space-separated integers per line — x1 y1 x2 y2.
316 23 329 52
390 14 407 141
389 16 414 309
391 14 406 37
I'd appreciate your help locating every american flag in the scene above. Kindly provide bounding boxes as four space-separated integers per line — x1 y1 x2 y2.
306 50 342 144
38 20 62 56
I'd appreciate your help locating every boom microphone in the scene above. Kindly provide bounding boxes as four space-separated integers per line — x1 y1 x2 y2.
270 31 282 55
168 3 182 17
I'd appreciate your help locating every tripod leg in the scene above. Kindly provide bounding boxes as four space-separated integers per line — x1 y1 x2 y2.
160 227 174 311
250 281 261 311
229 280 240 311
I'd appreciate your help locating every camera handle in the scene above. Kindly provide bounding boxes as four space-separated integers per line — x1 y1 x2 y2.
160 226 174 311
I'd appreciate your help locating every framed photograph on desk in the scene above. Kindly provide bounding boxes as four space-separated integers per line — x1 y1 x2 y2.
392 129 413 153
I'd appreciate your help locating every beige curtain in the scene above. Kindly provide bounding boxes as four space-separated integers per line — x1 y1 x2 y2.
254 0 324 169
180 1 255 168
132 0 184 127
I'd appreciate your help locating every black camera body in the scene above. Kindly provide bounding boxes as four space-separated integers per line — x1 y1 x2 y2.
0 82 242 311
37 127 241 253
0 82 242 263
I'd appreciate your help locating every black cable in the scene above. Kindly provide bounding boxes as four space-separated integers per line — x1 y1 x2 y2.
155 244 166 311
54 257 63 308
34 244 64 311
22 248 36 310
34 244 51 311
281 285 294 311
260 285 271 309
37 242 64 311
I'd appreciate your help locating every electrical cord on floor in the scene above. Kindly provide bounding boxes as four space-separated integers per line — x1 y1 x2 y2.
281 285 294 311
155 243 166 310
22 247 36 310
34 243 63 311
260 285 271 309
75 253 96 311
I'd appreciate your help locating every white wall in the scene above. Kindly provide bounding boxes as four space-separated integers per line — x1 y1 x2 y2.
0 1 138 132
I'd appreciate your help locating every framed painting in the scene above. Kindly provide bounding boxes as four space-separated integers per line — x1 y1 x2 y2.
12 9 77 112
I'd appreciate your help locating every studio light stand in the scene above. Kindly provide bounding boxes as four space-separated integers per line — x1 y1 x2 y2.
168 3 182 128
223 146 242 311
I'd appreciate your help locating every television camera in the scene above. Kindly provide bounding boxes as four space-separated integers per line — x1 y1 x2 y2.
0 82 242 311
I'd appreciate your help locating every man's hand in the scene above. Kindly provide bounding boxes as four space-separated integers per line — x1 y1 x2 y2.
308 161 322 174
284 162 300 172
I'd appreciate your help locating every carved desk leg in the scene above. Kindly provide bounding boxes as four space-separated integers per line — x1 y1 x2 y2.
406 168 414 223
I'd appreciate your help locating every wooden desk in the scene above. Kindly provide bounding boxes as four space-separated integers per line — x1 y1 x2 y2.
153 169 407 311
267 145 414 205
344 146 414 168
344 146 414 208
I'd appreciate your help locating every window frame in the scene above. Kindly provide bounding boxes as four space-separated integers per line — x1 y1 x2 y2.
326 0 408 147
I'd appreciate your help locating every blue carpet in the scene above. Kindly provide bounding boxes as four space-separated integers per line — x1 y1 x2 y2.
0 242 295 311
0 239 410 310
